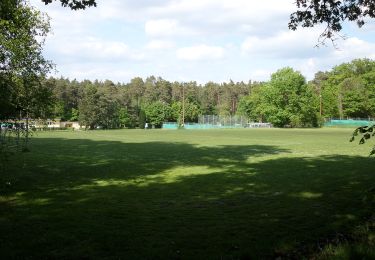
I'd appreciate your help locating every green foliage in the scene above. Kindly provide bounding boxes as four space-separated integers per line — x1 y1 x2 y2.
1 1 54 151
41 0 96 10
118 107 130 128
0 1 53 119
144 102 172 128
78 84 121 129
350 125 375 155
138 109 146 129
78 85 100 129
13 59 373 132
171 101 200 125
0 1 52 75
314 59 375 119
53 101 65 119
70 108 79 121
289 0 375 43
237 83 268 122
240 67 319 127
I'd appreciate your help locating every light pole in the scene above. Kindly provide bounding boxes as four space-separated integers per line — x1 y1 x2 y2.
182 84 185 127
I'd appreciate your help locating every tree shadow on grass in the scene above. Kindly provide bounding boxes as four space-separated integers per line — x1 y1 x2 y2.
0 138 374 259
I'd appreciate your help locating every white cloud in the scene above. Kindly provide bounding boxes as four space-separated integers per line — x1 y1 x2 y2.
332 37 375 60
146 40 175 50
56 64 137 83
47 36 145 63
148 0 295 37
145 19 179 37
241 28 329 59
145 19 196 37
250 70 272 80
176 45 225 61
271 37 375 80
30 0 375 83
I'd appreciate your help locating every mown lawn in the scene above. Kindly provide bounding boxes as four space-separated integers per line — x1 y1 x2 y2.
0 128 374 259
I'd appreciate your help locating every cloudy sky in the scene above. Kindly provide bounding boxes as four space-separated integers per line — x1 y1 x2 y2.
31 0 375 84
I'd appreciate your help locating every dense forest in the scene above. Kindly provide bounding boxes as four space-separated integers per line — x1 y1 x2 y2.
2 58 375 129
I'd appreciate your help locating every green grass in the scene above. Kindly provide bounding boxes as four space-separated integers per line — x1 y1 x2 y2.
1 128 374 259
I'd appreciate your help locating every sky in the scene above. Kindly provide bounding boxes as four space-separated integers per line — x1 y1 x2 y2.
30 0 375 84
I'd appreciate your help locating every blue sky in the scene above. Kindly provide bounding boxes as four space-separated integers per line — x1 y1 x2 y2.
31 0 375 84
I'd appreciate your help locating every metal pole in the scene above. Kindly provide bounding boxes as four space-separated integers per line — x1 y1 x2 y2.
182 84 185 126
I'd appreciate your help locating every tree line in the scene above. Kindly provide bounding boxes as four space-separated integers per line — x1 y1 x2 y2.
239 59 375 127
41 76 252 129
3 58 372 129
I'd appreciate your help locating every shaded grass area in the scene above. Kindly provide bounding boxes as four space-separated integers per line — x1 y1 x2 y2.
0 129 374 259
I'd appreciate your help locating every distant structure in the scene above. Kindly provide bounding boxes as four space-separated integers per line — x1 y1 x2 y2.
163 115 272 129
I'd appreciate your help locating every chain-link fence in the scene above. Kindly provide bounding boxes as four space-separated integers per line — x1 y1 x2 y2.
324 118 375 127
198 115 248 127
163 115 272 129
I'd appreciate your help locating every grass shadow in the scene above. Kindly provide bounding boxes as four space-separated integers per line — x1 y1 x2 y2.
0 137 374 258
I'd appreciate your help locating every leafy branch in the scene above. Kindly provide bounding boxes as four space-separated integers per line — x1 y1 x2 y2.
350 125 375 156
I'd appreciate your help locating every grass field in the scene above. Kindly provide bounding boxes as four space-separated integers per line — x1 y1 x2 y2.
1 128 374 258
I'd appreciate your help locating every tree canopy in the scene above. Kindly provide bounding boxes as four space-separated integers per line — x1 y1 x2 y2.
41 0 96 10
289 0 375 43
0 0 53 120
29 58 372 131
311 59 375 119
238 68 319 127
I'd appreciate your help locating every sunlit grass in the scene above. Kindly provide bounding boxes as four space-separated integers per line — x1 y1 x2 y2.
0 128 374 258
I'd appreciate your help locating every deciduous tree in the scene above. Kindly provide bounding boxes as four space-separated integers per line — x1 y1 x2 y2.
289 0 375 44
41 0 96 10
